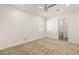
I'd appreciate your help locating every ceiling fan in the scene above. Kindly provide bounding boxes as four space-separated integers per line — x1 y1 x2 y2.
43 4 56 12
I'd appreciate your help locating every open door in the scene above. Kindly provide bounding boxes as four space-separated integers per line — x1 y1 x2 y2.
58 18 68 41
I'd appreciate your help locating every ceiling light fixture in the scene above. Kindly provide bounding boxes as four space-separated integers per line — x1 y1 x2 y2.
39 4 56 17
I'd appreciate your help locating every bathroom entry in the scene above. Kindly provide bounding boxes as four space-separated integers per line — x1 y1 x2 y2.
58 18 68 41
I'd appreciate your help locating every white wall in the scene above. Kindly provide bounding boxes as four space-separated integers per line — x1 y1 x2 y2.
47 8 79 44
68 11 79 44
0 5 45 50
47 17 58 39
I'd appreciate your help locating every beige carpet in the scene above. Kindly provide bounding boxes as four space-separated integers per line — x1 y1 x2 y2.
0 38 79 55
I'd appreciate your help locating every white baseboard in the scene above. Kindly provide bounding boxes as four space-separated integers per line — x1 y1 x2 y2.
0 36 44 50
47 35 58 40
69 40 79 45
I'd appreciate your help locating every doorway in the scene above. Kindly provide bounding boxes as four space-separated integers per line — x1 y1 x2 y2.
58 18 68 41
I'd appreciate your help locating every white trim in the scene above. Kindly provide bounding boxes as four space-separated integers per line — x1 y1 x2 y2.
0 36 43 50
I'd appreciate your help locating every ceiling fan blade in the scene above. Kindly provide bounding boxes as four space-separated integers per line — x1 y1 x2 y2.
44 4 48 12
48 4 56 8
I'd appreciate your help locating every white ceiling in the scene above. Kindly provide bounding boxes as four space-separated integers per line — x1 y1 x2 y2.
8 4 79 18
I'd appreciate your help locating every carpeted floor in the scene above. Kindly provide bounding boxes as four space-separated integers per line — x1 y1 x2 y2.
0 38 79 55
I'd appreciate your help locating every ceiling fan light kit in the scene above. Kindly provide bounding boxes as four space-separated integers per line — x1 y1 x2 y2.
39 4 56 17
